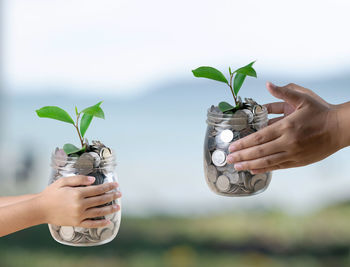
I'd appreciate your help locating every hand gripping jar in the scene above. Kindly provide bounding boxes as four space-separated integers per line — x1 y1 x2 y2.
204 102 272 196
48 145 121 246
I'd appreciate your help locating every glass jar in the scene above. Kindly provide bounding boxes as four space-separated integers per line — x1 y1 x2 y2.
204 104 272 196
48 149 121 246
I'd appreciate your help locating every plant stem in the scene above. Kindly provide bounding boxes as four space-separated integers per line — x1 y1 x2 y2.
229 72 237 106
74 113 84 147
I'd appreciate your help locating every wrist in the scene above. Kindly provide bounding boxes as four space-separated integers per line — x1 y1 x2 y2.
335 102 350 148
33 193 49 224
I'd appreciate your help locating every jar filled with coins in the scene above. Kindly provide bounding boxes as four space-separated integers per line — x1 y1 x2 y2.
204 99 272 196
48 141 121 246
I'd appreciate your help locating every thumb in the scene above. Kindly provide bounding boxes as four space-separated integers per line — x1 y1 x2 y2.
58 175 95 187
266 82 304 108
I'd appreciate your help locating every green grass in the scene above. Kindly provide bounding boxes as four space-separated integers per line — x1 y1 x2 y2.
1 203 350 267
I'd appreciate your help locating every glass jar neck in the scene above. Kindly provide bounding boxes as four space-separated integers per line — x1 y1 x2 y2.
51 152 117 171
206 106 268 127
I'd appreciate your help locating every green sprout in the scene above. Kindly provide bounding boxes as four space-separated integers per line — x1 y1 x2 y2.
192 61 257 113
36 101 105 155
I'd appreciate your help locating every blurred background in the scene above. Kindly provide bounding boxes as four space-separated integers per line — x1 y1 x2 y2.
0 0 350 266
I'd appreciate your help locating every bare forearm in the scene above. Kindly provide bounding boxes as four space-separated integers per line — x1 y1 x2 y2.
0 195 46 237
336 101 350 149
0 194 38 208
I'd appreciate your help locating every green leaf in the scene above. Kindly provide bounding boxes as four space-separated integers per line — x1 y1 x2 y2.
232 61 258 96
80 101 103 137
233 73 247 96
236 67 257 77
229 67 232 75
234 61 257 77
36 106 75 125
63 143 86 155
75 106 79 116
81 101 105 119
80 113 93 138
218 101 235 112
192 66 228 84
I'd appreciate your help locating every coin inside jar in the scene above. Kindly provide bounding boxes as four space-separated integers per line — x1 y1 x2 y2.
74 153 94 175
100 147 112 159
216 175 231 192
211 150 226 167
207 165 218 183
59 226 75 241
219 129 234 143
242 109 254 123
253 104 264 115
88 152 101 167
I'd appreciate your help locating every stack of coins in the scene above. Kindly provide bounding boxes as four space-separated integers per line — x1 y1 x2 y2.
49 140 121 246
204 99 272 196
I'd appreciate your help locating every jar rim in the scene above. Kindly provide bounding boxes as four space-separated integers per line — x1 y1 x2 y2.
51 151 117 170
207 105 268 118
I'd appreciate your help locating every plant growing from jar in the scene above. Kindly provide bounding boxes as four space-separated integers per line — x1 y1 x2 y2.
192 61 257 113
192 62 272 197
36 101 121 246
36 101 105 155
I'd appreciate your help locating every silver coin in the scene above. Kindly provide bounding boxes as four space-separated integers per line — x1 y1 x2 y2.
72 232 85 243
242 109 254 123
74 153 94 175
88 228 100 240
242 172 253 190
250 173 267 188
100 228 114 240
100 147 112 159
216 175 231 192
216 165 228 172
218 163 234 173
209 105 223 123
223 171 239 184
54 148 68 167
219 129 234 143
59 226 75 241
231 110 248 131
211 150 226 167
207 165 218 183
97 222 115 237
245 98 257 106
228 184 240 193
253 105 264 115
253 180 266 192
88 152 101 168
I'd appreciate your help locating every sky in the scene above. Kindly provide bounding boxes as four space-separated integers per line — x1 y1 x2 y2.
2 0 350 95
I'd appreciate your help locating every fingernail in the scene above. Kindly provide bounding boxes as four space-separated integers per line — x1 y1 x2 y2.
87 176 95 181
234 163 243 170
113 204 118 209
229 144 235 153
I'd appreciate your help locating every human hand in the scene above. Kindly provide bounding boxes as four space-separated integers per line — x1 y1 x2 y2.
226 82 345 173
38 175 121 228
